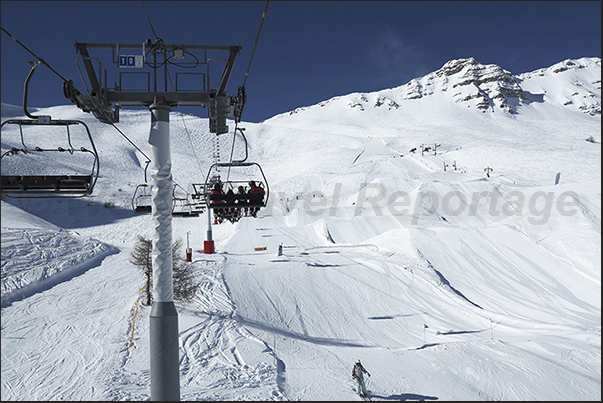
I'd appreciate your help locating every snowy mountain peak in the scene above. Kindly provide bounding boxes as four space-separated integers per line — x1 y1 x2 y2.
269 57 601 123
405 57 525 113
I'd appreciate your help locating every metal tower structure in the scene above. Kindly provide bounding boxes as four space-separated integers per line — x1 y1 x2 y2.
64 39 245 401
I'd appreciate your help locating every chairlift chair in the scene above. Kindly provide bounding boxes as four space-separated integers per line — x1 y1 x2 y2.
188 183 207 212
1 118 99 197
204 161 269 222
132 183 152 213
172 196 199 217
171 183 201 217
133 182 206 216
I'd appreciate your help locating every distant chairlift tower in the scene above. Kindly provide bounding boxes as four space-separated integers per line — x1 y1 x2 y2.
63 39 245 401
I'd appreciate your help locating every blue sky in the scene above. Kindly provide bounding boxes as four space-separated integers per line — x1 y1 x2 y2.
1 1 601 123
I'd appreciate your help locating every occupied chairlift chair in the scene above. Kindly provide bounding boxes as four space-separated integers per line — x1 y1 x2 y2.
0 62 99 197
204 128 269 223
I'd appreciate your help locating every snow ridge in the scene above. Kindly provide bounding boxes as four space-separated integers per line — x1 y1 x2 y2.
270 57 601 121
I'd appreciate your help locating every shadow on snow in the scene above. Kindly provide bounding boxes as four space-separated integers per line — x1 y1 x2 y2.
370 392 439 401
4 196 135 229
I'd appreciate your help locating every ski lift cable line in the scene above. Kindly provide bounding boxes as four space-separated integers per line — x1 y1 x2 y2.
109 121 188 193
108 122 152 183
139 2 200 70
242 1 270 89
109 122 151 163
224 0 269 176
140 1 160 42
178 111 205 177
1 26 69 83
139 2 204 180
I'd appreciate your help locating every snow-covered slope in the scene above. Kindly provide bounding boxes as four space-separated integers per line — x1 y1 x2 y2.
1 57 600 401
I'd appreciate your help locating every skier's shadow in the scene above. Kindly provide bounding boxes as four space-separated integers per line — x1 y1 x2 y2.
370 392 438 401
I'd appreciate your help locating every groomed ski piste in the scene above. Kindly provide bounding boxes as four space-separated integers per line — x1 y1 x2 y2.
1 57 601 400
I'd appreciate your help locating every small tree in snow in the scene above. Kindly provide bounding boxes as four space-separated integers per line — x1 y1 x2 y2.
171 238 199 302
130 235 200 306
130 235 153 306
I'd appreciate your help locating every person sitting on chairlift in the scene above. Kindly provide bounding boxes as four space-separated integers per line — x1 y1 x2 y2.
248 180 265 217
225 188 237 219
210 182 225 204
210 182 226 222
236 185 248 216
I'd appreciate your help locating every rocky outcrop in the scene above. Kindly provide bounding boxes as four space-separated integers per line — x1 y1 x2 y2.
402 57 527 113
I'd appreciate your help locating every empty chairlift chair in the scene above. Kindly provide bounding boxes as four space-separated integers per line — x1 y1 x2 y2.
188 183 207 214
132 183 152 213
1 118 99 197
171 183 200 217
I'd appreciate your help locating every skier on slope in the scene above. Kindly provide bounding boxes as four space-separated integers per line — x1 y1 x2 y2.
352 359 371 398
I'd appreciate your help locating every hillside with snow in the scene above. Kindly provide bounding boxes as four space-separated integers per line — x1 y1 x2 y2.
1 57 601 401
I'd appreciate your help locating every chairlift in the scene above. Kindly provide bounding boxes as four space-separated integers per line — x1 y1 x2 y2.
1 59 99 197
204 161 269 223
132 182 206 216
1 118 100 197
189 183 206 201
132 183 152 213
172 183 203 217
172 197 201 217
188 183 207 210
204 126 269 222
172 197 197 217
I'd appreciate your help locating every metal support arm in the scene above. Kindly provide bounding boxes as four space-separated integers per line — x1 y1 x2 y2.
67 41 242 130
